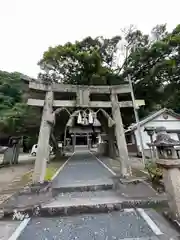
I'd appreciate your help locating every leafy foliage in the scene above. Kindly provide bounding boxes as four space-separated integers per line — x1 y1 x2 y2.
38 36 123 85
124 24 180 114
145 161 163 185
0 71 40 137
39 24 180 117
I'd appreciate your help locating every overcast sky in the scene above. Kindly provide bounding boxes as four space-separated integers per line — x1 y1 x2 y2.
0 0 179 78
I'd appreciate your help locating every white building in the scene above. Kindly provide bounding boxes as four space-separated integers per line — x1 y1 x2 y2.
125 108 180 157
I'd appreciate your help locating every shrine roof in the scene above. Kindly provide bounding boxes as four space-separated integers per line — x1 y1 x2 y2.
126 108 180 133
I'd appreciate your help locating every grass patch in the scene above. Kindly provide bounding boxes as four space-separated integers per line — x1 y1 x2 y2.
21 167 59 182
44 167 58 181
21 162 63 183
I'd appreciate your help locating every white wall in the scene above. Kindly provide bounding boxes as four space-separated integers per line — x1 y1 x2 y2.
134 113 180 151
155 115 177 121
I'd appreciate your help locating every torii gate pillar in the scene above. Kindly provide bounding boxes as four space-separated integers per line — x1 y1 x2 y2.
111 91 130 176
33 91 54 183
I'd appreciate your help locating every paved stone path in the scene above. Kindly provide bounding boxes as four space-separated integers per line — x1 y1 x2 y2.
52 151 113 189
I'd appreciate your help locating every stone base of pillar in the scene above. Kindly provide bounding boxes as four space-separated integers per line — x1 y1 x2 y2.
115 156 132 178
157 159 180 220
97 142 108 156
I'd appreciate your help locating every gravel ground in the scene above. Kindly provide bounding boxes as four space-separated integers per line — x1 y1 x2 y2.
0 158 34 204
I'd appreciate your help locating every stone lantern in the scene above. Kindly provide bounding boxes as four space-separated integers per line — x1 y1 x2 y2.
148 127 180 159
148 126 180 220
144 127 155 159
144 127 155 142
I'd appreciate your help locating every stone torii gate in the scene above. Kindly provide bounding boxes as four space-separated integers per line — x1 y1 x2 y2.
27 80 144 183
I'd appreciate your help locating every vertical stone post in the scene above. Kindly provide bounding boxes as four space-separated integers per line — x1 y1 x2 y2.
107 127 116 158
111 91 130 176
72 134 76 152
157 159 180 219
87 133 89 149
33 91 54 183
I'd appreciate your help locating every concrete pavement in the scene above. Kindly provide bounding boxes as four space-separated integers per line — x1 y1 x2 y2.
18 209 158 240
0 220 21 240
9 208 180 240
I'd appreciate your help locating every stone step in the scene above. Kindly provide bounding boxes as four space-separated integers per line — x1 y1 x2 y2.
40 190 168 217
52 181 114 196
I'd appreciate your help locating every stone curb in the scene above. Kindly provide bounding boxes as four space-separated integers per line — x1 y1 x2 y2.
0 197 168 219
52 183 113 196
18 181 52 195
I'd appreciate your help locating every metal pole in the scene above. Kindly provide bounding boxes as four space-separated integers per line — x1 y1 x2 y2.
128 75 146 166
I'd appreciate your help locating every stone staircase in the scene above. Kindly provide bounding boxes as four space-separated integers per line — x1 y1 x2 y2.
3 151 180 240
40 173 168 217
31 178 176 240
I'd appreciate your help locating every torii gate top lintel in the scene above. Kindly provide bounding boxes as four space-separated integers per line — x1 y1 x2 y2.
29 81 131 94
28 81 145 109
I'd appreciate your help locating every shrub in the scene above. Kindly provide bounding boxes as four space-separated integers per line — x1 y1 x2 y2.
145 161 163 184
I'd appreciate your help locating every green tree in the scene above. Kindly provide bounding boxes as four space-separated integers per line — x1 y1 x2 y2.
0 71 41 137
38 36 123 85
38 24 180 121
121 24 180 115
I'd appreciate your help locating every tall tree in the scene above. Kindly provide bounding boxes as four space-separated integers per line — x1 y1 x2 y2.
39 23 180 119
38 36 123 85
120 24 180 115
0 70 41 137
